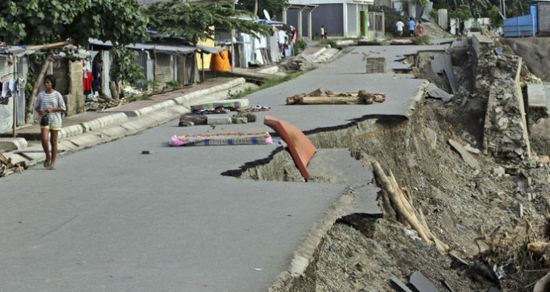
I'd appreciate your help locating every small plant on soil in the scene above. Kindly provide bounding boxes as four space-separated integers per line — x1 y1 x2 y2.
412 35 431 45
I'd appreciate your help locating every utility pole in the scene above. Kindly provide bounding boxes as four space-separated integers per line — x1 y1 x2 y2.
231 0 238 72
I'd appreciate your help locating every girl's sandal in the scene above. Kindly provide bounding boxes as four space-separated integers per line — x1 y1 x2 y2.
43 160 51 168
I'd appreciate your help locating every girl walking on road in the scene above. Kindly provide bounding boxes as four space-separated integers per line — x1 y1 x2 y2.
35 75 66 170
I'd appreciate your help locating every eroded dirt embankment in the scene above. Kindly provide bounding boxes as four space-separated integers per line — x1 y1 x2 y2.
223 38 550 291
225 94 550 291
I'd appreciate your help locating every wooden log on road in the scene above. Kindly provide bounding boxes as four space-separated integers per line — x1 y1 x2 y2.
286 92 386 105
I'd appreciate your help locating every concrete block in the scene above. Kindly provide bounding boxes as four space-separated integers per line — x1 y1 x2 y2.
131 100 176 117
120 122 142 132
528 84 547 108
17 151 46 162
99 126 129 138
438 9 448 30
0 138 28 151
366 55 386 74
207 116 232 125
148 110 178 124
67 133 101 148
81 113 128 132
59 124 85 139
58 140 79 152
131 117 159 130
2 152 32 166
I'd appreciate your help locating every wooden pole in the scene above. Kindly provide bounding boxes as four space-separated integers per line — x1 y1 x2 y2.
201 51 205 82
12 55 17 137
24 41 66 52
26 56 53 124
153 49 157 92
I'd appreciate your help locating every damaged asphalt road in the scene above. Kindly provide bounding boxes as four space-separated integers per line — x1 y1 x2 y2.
0 45 436 291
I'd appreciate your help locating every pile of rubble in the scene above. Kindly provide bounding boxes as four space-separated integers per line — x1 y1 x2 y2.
0 153 25 177
85 97 128 112
482 54 531 164
279 54 318 72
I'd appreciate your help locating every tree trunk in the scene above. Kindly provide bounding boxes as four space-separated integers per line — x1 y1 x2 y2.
110 81 119 100
254 0 259 17
26 57 53 124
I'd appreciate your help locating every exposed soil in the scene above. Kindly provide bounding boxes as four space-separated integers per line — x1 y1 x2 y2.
227 39 550 292
265 99 550 291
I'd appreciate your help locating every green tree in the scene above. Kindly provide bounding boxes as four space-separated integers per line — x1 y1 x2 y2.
488 5 503 27
0 0 147 45
0 0 148 122
237 0 288 19
449 4 473 20
147 0 269 46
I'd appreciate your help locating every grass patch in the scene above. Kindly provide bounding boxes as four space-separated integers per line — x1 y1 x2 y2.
126 94 152 103
411 35 431 45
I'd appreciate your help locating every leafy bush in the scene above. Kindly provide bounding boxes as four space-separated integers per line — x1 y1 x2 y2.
166 80 182 90
489 6 503 27
411 35 431 45
449 4 473 20
110 46 145 86
327 39 337 48
294 39 307 55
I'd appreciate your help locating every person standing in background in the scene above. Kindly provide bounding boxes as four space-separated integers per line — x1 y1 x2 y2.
408 17 416 37
320 25 326 41
35 75 66 170
416 20 425 37
396 19 405 37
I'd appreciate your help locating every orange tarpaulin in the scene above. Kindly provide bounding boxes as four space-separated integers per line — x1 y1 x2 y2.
210 50 231 73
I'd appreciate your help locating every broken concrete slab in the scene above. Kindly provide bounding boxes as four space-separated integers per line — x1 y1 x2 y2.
409 271 439 292
528 84 549 115
389 276 414 292
431 55 458 94
0 137 28 152
365 54 387 74
448 139 480 170
67 133 104 148
426 83 453 102
528 84 547 107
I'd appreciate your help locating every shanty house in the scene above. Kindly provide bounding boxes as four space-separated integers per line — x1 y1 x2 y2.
284 0 374 39
89 40 198 96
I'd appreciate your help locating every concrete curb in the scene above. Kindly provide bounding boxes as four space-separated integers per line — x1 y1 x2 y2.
59 124 85 139
2 78 247 172
0 138 28 151
59 113 129 139
173 78 246 106
130 100 177 117
81 113 128 133
53 78 246 140
310 47 327 59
